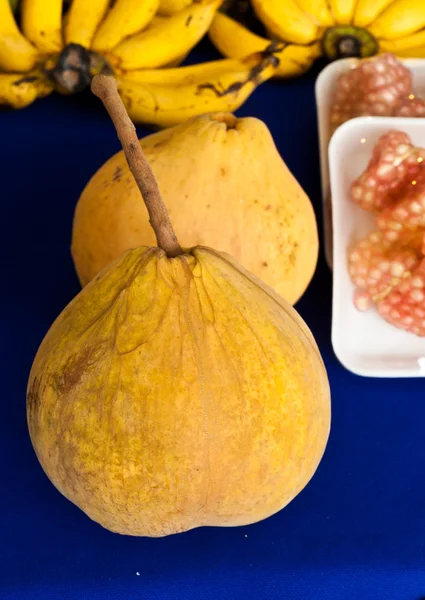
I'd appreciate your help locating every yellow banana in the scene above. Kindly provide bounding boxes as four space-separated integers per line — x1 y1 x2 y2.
158 0 192 17
250 0 318 45
91 0 160 53
353 0 397 27
162 53 189 67
276 42 321 76
0 72 52 108
393 46 425 57
328 0 357 23
0 0 39 72
110 0 221 70
65 0 110 48
21 0 63 54
369 0 425 40
149 14 170 26
97 11 186 67
116 50 278 127
209 13 272 56
208 12 320 77
379 28 425 52
121 56 263 85
295 0 334 26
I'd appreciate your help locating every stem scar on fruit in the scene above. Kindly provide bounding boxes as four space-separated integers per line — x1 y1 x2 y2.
91 75 182 258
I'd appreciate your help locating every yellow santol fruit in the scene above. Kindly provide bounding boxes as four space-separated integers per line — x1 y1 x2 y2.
28 75 331 537
72 111 318 305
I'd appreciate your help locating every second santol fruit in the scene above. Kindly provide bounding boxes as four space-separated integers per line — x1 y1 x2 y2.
72 112 318 304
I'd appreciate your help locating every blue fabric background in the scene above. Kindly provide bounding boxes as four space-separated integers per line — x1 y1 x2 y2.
2 44 425 599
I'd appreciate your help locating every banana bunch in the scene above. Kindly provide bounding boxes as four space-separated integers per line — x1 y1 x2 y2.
209 0 425 77
0 0 279 125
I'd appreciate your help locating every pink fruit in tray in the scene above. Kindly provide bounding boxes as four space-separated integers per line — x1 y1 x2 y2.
394 95 425 118
330 54 425 133
377 259 425 336
377 170 425 245
350 131 425 212
349 230 420 304
330 54 413 131
327 54 425 272
348 130 425 337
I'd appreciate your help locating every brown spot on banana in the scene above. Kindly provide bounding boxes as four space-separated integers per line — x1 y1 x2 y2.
13 75 39 85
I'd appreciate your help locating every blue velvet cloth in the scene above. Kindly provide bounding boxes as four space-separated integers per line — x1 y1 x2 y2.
2 47 425 599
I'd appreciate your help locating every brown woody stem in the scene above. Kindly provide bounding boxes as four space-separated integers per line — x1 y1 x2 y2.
91 74 182 258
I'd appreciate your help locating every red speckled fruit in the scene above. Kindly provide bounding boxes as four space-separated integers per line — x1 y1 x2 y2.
348 128 425 336
349 230 420 309
377 258 425 335
377 169 425 245
330 54 413 131
350 131 425 212
394 95 425 118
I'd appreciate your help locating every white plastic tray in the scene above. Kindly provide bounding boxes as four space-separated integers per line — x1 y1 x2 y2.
329 116 425 378
315 57 425 268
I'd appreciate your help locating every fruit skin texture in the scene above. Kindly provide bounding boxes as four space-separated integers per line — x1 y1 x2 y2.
71 113 319 305
28 245 330 537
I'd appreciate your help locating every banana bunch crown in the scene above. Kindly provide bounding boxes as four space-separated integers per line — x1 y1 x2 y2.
209 0 425 77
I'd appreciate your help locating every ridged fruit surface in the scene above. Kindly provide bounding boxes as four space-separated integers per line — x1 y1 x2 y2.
28 244 330 536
